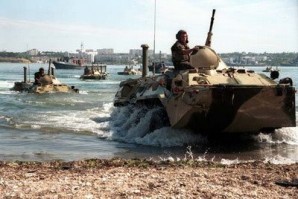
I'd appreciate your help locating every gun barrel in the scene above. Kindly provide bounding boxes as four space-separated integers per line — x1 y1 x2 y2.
208 9 216 32
205 9 216 47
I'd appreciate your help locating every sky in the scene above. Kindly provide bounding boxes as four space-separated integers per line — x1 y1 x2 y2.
0 0 297 54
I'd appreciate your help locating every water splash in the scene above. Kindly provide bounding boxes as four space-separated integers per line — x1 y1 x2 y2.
264 155 296 165
220 158 243 165
0 81 14 89
256 127 298 145
107 105 207 147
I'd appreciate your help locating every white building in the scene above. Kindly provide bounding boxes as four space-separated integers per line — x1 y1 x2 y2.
27 49 39 56
129 49 154 57
97 48 114 55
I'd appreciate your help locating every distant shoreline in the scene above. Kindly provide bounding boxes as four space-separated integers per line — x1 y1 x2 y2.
0 57 31 63
0 56 297 67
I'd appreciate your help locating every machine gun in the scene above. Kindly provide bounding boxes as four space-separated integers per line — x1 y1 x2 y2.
205 9 216 47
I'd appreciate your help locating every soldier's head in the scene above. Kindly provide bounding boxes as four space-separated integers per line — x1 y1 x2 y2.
39 67 45 75
176 30 188 44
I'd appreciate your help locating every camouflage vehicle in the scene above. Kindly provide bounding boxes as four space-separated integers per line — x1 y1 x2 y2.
12 62 79 94
114 10 296 134
80 64 108 80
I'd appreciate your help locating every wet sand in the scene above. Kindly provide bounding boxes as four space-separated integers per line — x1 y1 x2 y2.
0 159 297 198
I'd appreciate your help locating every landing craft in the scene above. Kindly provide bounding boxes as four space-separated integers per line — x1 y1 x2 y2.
114 9 296 134
12 60 79 94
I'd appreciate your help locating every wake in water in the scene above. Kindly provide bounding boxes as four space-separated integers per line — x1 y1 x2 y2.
98 103 298 149
252 110 298 146
256 127 298 145
105 104 207 147
0 93 113 135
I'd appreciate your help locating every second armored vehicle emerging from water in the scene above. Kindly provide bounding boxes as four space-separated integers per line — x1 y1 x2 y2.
80 64 108 80
114 10 296 134
12 61 79 94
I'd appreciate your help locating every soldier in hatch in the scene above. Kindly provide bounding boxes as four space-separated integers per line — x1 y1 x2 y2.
171 30 197 70
34 67 45 85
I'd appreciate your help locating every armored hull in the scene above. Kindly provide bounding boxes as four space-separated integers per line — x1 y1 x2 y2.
12 66 79 94
117 70 141 76
80 64 108 80
114 46 296 134
80 74 107 80
12 76 79 94
117 67 142 76
163 75 295 133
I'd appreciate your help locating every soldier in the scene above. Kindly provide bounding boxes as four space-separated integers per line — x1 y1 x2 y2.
84 66 90 75
34 67 45 84
171 30 197 70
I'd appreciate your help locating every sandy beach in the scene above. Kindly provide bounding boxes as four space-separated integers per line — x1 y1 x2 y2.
0 159 297 198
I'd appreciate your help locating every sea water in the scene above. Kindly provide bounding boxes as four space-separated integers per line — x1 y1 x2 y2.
0 63 297 163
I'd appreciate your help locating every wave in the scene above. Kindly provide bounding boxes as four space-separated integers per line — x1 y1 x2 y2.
13 110 108 135
263 155 297 165
0 90 15 95
8 102 114 136
159 153 297 165
104 105 207 147
99 104 298 147
218 156 296 165
255 127 298 145
0 80 14 89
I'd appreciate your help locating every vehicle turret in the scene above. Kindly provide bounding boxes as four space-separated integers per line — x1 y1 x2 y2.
190 46 228 71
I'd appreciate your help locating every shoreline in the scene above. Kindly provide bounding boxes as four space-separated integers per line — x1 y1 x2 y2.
0 57 31 63
0 159 297 198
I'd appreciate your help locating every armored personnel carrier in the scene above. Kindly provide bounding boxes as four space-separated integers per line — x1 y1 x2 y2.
12 62 79 94
114 10 296 134
80 64 108 80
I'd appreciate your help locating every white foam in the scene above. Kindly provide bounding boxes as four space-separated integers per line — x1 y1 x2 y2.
0 91 15 95
102 102 114 113
264 155 296 165
0 81 14 88
14 108 110 136
78 90 88 95
108 105 207 147
256 127 298 145
31 124 41 129
220 158 241 165
135 127 206 147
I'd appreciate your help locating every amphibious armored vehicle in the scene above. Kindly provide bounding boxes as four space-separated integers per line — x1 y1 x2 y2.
80 64 108 80
12 62 79 94
114 10 296 134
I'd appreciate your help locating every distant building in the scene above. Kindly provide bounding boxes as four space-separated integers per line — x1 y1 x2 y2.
129 49 142 56
27 49 39 56
95 53 131 64
256 55 268 61
86 52 97 63
129 49 154 57
97 48 114 55
85 49 94 53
